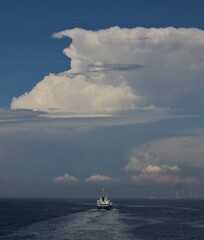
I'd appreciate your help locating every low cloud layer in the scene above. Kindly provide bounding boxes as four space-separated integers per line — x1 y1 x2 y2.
131 164 196 185
53 173 114 183
11 27 204 115
54 173 77 183
125 147 200 186
85 174 113 182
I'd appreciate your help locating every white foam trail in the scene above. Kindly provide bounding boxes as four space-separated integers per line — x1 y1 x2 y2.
52 209 135 240
4 209 136 240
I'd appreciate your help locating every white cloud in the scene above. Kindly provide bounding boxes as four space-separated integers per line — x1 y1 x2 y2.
53 173 77 183
130 163 197 185
125 147 200 186
85 174 113 182
125 150 159 172
131 168 197 185
11 27 204 115
11 74 136 114
142 164 180 173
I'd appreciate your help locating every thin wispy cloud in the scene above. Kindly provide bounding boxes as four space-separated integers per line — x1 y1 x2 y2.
87 63 146 72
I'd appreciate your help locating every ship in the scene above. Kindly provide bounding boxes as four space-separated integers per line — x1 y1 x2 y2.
97 188 113 210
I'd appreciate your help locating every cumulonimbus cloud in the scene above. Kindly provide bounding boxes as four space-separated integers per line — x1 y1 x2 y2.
11 27 204 115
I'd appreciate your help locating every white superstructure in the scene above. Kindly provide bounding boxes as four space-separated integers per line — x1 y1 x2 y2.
97 188 113 210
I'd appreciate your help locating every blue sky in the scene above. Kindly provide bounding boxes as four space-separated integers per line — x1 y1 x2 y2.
1 0 204 107
0 0 203 198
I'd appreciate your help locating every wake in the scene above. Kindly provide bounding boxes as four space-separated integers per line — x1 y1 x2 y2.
3 208 136 240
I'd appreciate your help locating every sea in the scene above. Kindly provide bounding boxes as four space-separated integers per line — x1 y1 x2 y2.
0 198 204 240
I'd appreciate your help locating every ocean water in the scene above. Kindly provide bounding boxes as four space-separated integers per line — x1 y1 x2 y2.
0 199 204 240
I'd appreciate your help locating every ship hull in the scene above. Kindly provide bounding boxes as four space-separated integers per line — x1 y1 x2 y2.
97 205 112 210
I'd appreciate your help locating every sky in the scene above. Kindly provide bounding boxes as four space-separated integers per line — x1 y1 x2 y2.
0 0 203 199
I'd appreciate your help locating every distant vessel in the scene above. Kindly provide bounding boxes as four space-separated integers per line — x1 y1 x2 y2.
97 188 113 210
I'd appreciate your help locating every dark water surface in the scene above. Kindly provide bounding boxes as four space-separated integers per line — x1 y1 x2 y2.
0 198 204 239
